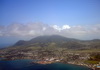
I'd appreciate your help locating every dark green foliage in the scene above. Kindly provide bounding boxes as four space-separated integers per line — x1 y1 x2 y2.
89 53 100 61
11 35 100 50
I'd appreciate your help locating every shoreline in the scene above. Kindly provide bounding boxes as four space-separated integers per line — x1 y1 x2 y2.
0 58 97 70
32 60 93 70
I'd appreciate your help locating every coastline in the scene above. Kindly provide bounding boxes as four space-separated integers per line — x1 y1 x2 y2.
0 58 92 70
32 59 93 70
0 57 99 70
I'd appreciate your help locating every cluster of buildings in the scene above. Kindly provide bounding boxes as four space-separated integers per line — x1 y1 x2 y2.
0 49 100 70
34 57 60 64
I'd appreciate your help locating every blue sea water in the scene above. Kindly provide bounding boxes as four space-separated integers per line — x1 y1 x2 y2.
0 59 91 70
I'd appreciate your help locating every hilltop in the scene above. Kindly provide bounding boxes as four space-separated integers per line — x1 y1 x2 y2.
12 35 100 50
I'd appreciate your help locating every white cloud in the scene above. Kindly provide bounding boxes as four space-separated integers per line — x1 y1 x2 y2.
0 22 100 40
62 25 71 29
52 25 61 32
52 24 71 32
43 27 46 31
29 30 35 35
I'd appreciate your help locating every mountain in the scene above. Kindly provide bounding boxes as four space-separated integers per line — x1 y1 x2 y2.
14 35 79 46
7 35 100 50
0 35 100 64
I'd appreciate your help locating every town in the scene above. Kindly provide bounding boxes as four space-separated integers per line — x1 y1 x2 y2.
0 47 100 70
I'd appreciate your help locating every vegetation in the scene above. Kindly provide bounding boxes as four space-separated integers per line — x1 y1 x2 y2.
0 35 100 70
85 60 99 64
12 35 100 50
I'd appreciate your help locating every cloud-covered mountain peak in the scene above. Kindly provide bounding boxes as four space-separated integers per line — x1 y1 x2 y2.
0 22 100 40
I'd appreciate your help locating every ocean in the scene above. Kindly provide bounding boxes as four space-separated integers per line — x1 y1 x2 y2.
0 59 91 70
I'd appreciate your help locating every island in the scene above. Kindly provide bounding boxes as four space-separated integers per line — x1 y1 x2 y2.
0 35 100 70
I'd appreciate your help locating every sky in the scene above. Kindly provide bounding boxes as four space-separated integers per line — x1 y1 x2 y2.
0 0 100 47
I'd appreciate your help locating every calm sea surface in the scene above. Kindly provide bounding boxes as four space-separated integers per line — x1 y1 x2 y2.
0 59 91 70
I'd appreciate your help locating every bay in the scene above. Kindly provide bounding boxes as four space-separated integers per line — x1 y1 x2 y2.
0 59 91 70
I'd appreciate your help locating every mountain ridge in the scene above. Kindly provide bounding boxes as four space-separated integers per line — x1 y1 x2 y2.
13 35 100 50
14 35 79 46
